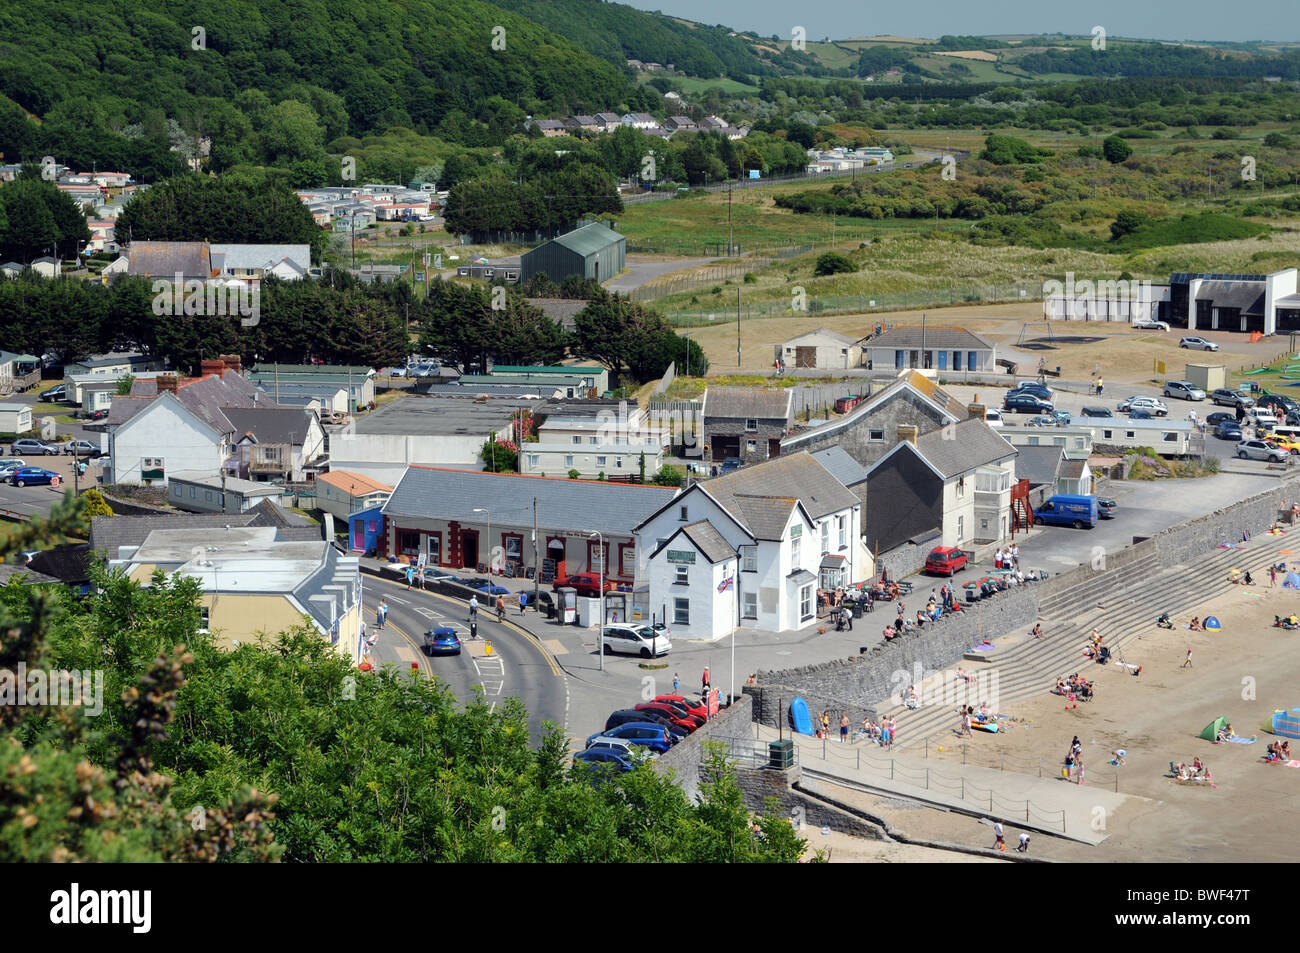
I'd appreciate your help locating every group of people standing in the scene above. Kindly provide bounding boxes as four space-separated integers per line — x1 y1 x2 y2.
993 544 1021 571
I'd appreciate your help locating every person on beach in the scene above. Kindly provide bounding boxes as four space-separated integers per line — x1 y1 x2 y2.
840 712 850 742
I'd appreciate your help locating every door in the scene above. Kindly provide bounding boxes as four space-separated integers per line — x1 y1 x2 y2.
795 346 816 368
768 438 781 458
937 350 948 371
461 531 479 570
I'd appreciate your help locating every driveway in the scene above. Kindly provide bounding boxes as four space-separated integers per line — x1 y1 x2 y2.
603 255 722 294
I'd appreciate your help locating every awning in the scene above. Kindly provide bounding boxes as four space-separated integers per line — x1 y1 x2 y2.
788 569 816 584
820 554 846 569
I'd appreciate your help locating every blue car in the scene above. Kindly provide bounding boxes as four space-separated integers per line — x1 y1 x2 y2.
585 722 675 754
473 582 510 596
1215 422 1243 441
7 467 60 487
423 627 462 656
573 748 636 776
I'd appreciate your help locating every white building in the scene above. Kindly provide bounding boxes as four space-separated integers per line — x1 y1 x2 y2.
519 409 668 479
107 391 232 486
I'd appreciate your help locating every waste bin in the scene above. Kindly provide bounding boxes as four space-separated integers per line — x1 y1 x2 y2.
768 739 794 769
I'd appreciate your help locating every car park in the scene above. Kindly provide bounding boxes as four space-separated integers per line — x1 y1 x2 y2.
924 546 968 576
1214 421 1244 441
1179 336 1219 351
1080 406 1114 418
1096 497 1117 519
633 702 703 732
653 694 715 721
600 623 671 659
1211 388 1255 409
1131 319 1170 331
584 736 638 757
422 627 462 656
1256 395 1298 418
1238 439 1287 462
1003 394 1054 414
1116 396 1168 416
552 572 615 597
7 467 60 487
9 439 59 456
585 722 675 753
603 708 688 741
1163 381 1205 401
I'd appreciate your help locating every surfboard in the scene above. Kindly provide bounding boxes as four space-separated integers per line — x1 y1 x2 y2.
790 697 815 736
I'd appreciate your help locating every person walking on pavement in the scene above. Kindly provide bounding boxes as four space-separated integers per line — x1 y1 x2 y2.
405 564 415 590
518 590 527 614
377 599 388 629
468 594 479 620
994 821 1005 851
416 566 425 590
702 666 711 693
673 672 680 694
496 594 506 622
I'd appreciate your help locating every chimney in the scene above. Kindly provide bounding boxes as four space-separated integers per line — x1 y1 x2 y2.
896 424 918 446
968 403 986 421
157 373 179 395
219 353 241 373
201 358 225 378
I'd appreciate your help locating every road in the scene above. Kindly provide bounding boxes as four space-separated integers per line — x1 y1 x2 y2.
361 573 567 744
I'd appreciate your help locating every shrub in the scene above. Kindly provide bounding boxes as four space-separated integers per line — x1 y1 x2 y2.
568 469 580 479
813 252 856 276
1102 136 1133 163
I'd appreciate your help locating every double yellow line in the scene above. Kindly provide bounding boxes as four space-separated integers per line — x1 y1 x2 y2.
368 575 562 677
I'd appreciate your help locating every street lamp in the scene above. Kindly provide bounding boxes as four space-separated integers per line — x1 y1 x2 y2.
474 507 491 573
589 530 605 671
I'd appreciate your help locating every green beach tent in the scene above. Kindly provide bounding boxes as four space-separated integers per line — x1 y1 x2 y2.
1199 716 1229 741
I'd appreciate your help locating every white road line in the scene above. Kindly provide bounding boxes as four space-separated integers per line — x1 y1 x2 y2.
389 596 410 605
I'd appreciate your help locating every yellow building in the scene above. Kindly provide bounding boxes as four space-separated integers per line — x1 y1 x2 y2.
109 526 364 662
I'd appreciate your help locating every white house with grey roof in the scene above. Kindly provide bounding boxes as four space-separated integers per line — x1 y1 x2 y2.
210 243 312 283
381 466 678 582
636 452 865 638
861 326 996 373
776 328 863 370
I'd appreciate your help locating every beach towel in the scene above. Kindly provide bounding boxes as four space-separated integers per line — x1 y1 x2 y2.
1224 734 1257 745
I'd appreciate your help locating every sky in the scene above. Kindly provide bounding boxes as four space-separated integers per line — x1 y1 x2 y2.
621 0 1299 45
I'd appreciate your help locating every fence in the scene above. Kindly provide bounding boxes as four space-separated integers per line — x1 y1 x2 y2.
630 244 814 302
884 732 1119 792
663 284 1040 326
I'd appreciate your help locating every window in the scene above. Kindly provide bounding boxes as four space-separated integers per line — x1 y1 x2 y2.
526 454 539 468
675 566 689 585
791 533 801 566
956 479 965 498
838 515 847 549
679 505 689 521
204 491 212 502
596 456 607 466
1163 432 1177 442
741 545 757 572
589 436 598 445
742 591 757 619
1126 431 1135 439
745 419 758 432
747 439 757 453
616 458 623 468
673 597 690 625
1102 429 1113 440
799 584 814 622
1027 436 1039 446
869 429 885 442
821 521 829 555
399 531 421 556
1053 437 1065 447
956 515 964 542
198 606 210 633
189 486 196 498
173 485 182 497
572 436 581 444
564 455 574 468
427 534 441 563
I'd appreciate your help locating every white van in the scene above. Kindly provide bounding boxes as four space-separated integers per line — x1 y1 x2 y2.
985 409 1004 428
601 623 671 658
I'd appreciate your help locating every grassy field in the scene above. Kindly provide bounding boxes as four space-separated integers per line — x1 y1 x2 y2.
660 75 759 95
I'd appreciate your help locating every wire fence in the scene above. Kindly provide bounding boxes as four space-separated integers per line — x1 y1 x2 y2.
631 245 815 302
663 284 1041 326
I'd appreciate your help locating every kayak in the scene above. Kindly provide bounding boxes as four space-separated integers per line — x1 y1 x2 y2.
970 717 1003 733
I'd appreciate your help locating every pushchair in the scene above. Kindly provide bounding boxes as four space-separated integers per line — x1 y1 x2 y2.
1156 612 1174 629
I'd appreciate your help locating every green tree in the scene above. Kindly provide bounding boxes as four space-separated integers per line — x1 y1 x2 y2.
814 252 856 276
481 437 518 473
1110 209 1148 240
115 374 135 395
1102 135 1133 164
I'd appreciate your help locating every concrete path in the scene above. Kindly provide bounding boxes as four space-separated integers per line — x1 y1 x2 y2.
603 255 721 294
755 724 1149 845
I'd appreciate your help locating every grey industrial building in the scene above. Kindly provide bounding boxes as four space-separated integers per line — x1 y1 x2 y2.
520 222 626 285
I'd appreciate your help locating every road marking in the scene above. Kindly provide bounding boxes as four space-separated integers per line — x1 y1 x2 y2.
389 596 410 605
384 619 433 680
393 644 418 666
542 639 568 655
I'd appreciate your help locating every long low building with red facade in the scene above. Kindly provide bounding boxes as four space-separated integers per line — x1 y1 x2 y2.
380 466 680 585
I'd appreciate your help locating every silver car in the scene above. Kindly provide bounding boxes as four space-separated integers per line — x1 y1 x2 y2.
0 459 27 477
1238 439 1287 462
1116 395 1169 416
1163 381 1205 401
1180 336 1219 351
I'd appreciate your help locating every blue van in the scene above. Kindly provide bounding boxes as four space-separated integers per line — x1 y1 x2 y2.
1035 494 1099 529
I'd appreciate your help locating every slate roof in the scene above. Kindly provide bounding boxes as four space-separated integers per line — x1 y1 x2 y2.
1060 459 1088 479
784 327 858 347
526 298 587 329
1014 444 1065 486
550 222 625 257
810 446 869 488
681 521 736 563
27 545 92 584
90 504 316 557
124 241 213 280
211 243 311 273
728 495 798 541
1194 280 1265 314
384 467 679 535
702 386 793 421
703 452 858 528
126 371 272 436
866 327 994 351
912 418 1017 479
224 407 316 446
0 563 60 585
105 395 154 426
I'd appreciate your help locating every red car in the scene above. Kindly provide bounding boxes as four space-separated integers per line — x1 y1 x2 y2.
552 572 616 597
924 546 968 577
634 702 703 732
654 694 718 720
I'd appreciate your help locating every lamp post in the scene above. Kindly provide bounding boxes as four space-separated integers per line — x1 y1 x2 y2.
589 530 605 671
473 507 491 573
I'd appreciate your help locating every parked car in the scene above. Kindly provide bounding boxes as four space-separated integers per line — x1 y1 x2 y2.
83 409 109 420
552 572 615 597
1163 381 1206 401
720 456 743 475
38 384 66 401
1179 336 1218 351
1245 409 1279 430
325 411 348 424
1026 415 1057 428
1080 406 1114 418
1211 388 1254 409
586 722 675 753
1238 439 1287 462
1205 411 1237 428
1116 396 1168 416
472 581 511 596
423 627 462 656
983 409 1004 428
653 694 714 721
1096 497 1117 519
1003 394 1054 414
924 546 968 576
600 623 671 659
63 439 100 456
386 366 408 377
7 467 60 487
1131 319 1170 331
1035 494 1098 529
1265 436 1300 456
633 702 704 732
1048 410 1072 426
1214 421 1244 441
9 439 59 456
0 459 27 477
1256 394 1299 418
1128 409 1154 420
604 708 688 741
572 748 636 777
1008 382 1053 401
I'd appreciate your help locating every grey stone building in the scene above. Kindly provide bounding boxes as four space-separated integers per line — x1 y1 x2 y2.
780 371 968 469
701 386 794 465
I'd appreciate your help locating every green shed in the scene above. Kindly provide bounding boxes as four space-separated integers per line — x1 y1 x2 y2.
520 221 626 285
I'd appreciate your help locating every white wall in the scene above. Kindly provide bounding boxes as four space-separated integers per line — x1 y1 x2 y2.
519 444 663 479
331 432 486 482
110 402 223 485
646 542 736 641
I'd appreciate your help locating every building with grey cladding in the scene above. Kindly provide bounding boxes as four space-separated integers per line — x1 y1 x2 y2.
780 371 967 468
381 466 678 581
89 503 321 559
860 326 996 373
702 386 793 465
520 221 626 284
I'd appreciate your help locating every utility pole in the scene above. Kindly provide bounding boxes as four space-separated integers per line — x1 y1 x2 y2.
532 496 540 608
275 363 280 405
736 287 741 368
727 180 733 255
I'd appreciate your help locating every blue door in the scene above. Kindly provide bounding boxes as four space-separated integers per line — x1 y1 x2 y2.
895 350 904 369
937 350 948 370
952 350 962 370
968 351 978 370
